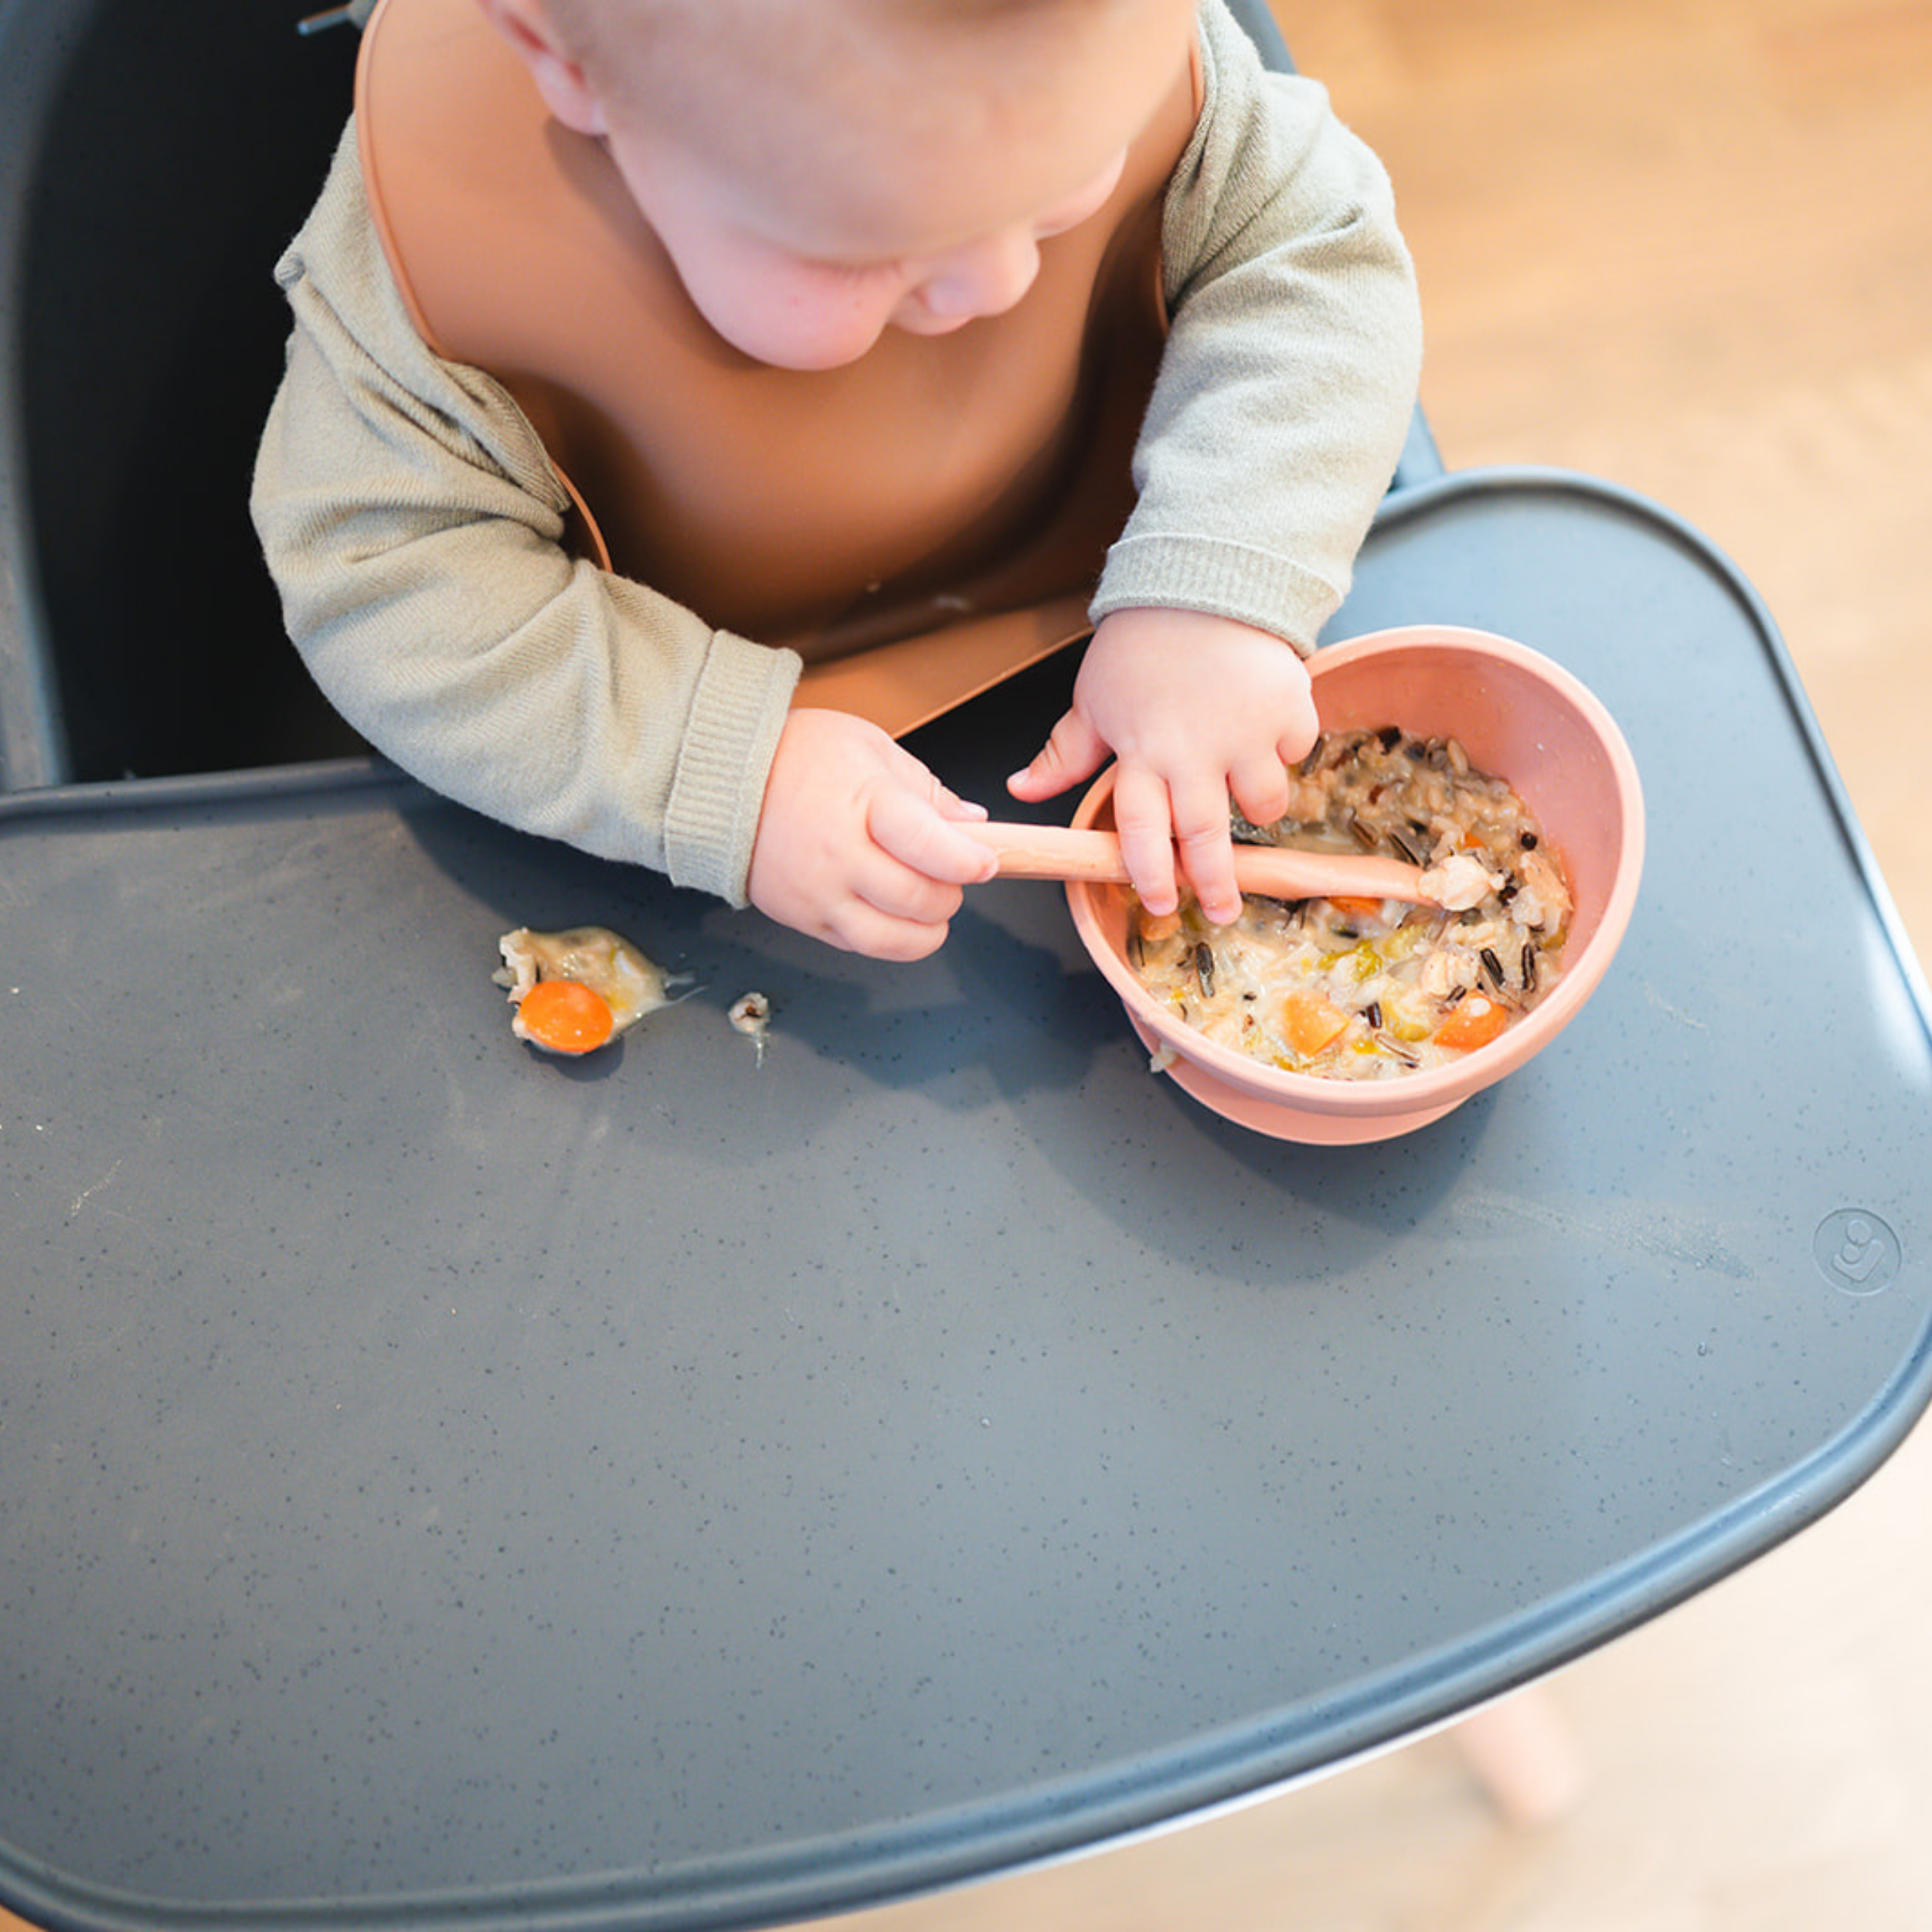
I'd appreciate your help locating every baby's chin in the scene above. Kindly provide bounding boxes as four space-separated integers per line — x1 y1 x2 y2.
888 307 976 339
714 307 974 372
714 321 887 372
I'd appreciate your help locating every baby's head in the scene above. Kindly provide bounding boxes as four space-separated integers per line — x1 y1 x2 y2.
478 0 1196 369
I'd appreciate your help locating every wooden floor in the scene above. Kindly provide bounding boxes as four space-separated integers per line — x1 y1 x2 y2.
5 4 1928 1930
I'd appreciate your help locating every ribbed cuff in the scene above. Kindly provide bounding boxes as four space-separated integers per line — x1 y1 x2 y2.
662 634 801 904
1090 532 1340 657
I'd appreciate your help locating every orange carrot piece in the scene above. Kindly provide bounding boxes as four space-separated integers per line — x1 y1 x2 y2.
1434 995 1509 1053
1279 988 1350 1057
517 978 617 1054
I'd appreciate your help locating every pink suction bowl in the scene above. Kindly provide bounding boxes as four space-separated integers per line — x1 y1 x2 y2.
1066 625 1647 1144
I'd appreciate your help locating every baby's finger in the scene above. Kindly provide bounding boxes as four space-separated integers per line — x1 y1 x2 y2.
1277 705 1321 767
855 861 968 930
869 782 1002 888
1171 774 1241 925
902 757 991 825
936 787 992 824
819 895 955 963
1229 753 1293 831
1006 706 1109 802
1111 763 1179 917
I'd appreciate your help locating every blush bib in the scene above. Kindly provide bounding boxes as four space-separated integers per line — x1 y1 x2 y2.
355 0 1197 732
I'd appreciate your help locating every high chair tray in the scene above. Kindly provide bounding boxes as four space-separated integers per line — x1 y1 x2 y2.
2 470 1928 1931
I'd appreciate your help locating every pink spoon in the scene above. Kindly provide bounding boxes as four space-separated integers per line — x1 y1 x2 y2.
966 822 1466 907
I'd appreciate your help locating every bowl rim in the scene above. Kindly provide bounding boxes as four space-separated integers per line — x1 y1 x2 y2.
1065 624 1647 1123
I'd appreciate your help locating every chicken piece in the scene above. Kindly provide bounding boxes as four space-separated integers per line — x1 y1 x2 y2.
1418 850 1498 912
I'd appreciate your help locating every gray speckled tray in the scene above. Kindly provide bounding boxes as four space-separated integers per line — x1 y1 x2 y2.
3 471 1929 1931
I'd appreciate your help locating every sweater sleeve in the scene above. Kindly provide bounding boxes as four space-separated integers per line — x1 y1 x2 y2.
249 124 800 906
1090 0 1424 653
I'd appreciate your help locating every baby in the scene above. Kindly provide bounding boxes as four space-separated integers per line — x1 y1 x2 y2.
253 0 1421 960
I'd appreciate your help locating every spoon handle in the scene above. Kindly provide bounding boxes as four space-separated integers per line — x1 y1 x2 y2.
968 824 1135 883
968 824 1439 905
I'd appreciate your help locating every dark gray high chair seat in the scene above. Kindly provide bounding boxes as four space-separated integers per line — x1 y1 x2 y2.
3 4 1928 1930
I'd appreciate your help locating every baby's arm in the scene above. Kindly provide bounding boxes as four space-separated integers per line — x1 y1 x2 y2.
253 128 991 953
1013 0 1423 918
252 128 790 903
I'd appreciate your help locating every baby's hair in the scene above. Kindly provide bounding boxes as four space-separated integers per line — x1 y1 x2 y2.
549 0 1091 33
545 0 1111 101
540 0 1125 199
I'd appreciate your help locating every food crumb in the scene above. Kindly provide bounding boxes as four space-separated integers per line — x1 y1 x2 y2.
727 992 770 1035
728 992 772 1063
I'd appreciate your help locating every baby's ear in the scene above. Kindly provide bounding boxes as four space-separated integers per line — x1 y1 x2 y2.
473 0 608 136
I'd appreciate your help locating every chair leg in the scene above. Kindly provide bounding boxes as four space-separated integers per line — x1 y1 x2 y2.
1447 1684 1587 1825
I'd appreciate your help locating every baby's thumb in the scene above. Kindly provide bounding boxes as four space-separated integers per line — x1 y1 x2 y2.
1007 709 1108 801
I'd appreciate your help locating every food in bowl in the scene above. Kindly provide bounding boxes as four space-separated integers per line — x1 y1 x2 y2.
1067 626 1644 1143
1128 725 1573 1080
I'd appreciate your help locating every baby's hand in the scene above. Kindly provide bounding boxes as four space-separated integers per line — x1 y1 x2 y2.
749 709 998 961
1007 607 1318 924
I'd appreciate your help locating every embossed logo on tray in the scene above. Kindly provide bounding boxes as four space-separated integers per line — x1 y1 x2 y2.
1813 1209 1902 1297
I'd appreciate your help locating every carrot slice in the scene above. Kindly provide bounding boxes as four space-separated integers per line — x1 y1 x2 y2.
1434 995 1508 1053
1326 895 1387 920
1278 988 1350 1057
517 978 616 1054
